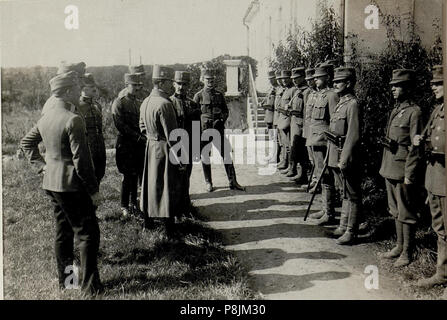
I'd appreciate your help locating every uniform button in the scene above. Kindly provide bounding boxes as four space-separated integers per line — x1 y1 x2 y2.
438 126 442 131
435 136 440 141
434 146 439 150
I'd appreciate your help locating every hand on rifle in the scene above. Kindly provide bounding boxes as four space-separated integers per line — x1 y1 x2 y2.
413 134 423 146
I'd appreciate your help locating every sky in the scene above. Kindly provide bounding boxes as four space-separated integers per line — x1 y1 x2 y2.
0 0 252 67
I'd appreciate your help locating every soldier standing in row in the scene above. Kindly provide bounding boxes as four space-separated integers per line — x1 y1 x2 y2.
308 64 339 224
287 67 310 184
261 71 277 148
379 69 422 267
328 67 362 245
170 71 201 218
415 65 447 289
303 68 318 188
277 70 296 173
78 73 106 185
274 71 285 165
112 74 147 217
194 69 245 192
21 72 102 295
139 65 180 230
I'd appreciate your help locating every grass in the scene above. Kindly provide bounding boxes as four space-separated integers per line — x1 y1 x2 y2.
2 156 256 300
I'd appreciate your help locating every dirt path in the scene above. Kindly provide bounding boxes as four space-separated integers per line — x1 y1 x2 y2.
189 161 414 300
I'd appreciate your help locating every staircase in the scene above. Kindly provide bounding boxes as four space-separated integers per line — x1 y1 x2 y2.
247 64 270 141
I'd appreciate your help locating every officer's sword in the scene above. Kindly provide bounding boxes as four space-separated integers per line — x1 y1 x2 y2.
304 150 329 221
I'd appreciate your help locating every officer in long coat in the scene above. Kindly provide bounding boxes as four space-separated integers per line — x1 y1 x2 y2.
328 67 361 245
308 64 339 224
21 72 102 295
139 65 181 228
287 67 310 183
415 65 447 288
303 68 318 188
170 71 201 217
277 70 297 173
379 69 422 267
193 69 245 192
78 73 106 185
112 73 147 217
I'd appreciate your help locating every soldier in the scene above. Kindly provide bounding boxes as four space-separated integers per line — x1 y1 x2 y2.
277 70 297 173
78 73 106 185
415 65 447 288
328 67 361 245
379 69 422 267
118 64 150 101
193 69 245 192
112 73 147 217
308 64 339 224
170 71 201 218
303 68 318 188
274 71 285 164
261 70 276 131
41 61 86 115
21 71 102 295
287 67 310 183
139 65 181 230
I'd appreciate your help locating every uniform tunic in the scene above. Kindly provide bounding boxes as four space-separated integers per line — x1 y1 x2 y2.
78 96 106 183
263 85 276 124
308 88 339 147
273 87 284 127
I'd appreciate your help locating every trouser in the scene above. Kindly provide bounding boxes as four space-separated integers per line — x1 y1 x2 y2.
313 145 335 214
385 178 418 224
46 190 101 294
291 134 309 172
428 192 447 280
121 173 139 208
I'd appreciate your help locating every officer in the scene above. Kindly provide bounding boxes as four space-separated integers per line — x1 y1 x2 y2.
118 64 150 101
193 69 245 192
139 65 181 231
170 71 201 218
277 70 297 173
415 65 447 288
41 61 86 115
21 71 102 295
379 69 422 267
274 71 285 165
308 64 339 224
303 67 318 188
78 73 106 185
261 71 277 131
287 67 310 183
112 73 147 217
328 67 361 245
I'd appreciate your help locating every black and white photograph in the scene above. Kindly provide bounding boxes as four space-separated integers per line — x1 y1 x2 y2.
1 0 446 304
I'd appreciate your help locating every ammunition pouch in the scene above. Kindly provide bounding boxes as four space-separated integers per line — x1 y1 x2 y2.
263 104 274 112
324 130 346 149
277 108 289 116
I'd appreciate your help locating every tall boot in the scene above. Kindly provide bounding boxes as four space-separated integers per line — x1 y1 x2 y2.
202 163 213 192
333 200 349 236
336 200 359 245
277 148 289 170
417 238 447 287
225 164 245 191
285 159 298 177
316 185 336 226
394 223 414 267
382 219 403 259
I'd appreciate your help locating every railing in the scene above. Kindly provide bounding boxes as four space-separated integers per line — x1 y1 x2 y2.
247 63 258 130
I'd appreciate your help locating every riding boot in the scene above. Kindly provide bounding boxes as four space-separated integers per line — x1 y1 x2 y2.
202 162 214 192
336 200 359 245
277 149 289 170
333 200 349 236
225 164 245 191
316 184 336 226
417 238 447 287
285 159 297 177
394 222 414 267
382 219 403 259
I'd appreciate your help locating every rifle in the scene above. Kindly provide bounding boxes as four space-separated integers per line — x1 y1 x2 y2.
306 163 315 192
304 150 329 221
324 130 345 149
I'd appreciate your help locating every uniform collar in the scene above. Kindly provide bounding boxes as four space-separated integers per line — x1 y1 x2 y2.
151 88 170 99
339 93 354 104
395 100 412 111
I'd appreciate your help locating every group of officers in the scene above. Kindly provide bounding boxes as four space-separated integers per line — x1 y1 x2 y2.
261 62 446 296
20 61 246 295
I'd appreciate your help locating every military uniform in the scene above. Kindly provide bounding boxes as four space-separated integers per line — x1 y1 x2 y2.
78 74 106 184
303 68 317 185
21 72 101 294
112 74 146 211
139 65 180 220
193 69 244 191
170 71 201 215
118 64 150 101
273 71 284 164
380 69 422 267
262 71 276 128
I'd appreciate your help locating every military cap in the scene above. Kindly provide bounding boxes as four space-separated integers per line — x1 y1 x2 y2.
277 70 291 79
57 61 86 76
305 68 315 80
129 64 145 74
152 65 174 81
82 73 96 87
291 67 306 79
314 65 333 78
431 65 443 84
275 71 282 79
389 69 415 85
49 71 78 91
174 71 191 83
124 73 143 85
333 67 356 82
267 70 276 79
202 69 216 79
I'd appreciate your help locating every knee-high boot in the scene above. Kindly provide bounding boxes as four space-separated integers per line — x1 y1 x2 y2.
225 164 245 191
394 222 414 267
382 219 403 259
